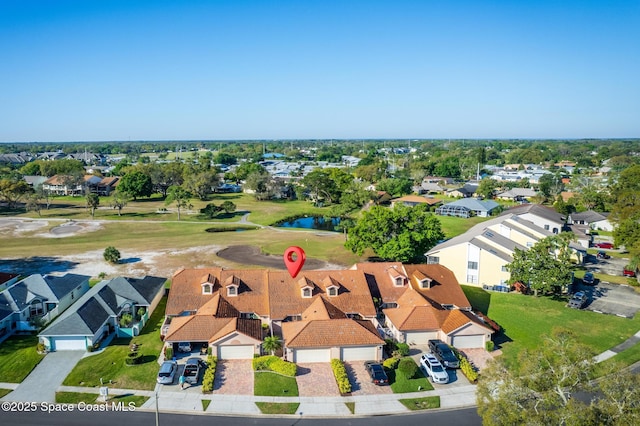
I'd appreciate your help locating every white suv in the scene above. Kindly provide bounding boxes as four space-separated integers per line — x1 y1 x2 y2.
420 353 449 384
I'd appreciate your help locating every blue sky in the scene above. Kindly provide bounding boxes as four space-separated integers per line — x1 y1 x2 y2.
1 0 639 142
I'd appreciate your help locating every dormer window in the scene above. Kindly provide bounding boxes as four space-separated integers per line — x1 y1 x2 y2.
202 284 212 294
227 285 237 297
394 277 404 287
327 286 338 297
302 287 312 298
420 278 432 289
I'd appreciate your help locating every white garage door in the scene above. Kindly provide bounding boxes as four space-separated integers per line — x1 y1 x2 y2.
341 346 377 361
451 335 484 349
218 345 254 359
52 336 87 351
294 348 330 363
405 331 437 345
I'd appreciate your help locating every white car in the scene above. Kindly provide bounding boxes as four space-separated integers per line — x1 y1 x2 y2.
178 342 192 353
420 353 449 384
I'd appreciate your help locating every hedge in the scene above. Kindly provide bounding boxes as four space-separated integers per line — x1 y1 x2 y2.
383 357 400 369
452 349 479 383
330 359 351 394
252 355 297 377
202 355 217 393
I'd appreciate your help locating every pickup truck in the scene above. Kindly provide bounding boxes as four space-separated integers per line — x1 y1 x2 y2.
183 357 202 384
428 339 459 369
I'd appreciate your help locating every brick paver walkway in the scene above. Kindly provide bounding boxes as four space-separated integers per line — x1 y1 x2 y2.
296 363 340 396
213 360 253 395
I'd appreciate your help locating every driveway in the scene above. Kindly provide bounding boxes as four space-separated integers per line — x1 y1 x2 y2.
296 363 340 396
344 362 392 395
2 350 85 402
580 282 640 318
212 360 253 395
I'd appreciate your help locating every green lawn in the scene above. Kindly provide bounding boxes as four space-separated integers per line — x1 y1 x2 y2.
254 372 299 396
0 389 13 398
388 358 433 393
399 396 441 410
0 335 45 383
255 402 300 414
56 391 149 407
437 215 489 239
63 298 167 390
462 286 640 365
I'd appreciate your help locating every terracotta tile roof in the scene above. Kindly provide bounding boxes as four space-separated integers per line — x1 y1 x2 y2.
282 319 383 348
351 262 408 303
164 316 262 343
219 269 270 316
196 294 239 317
384 305 442 331
441 310 493 334
268 269 376 320
166 268 223 316
301 297 346 320
403 264 471 309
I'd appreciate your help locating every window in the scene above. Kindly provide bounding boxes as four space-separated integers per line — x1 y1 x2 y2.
426 256 439 265
227 286 237 297
544 224 550 230
466 275 478 284
302 287 311 298
420 278 432 289
327 287 337 297
526 242 533 248
202 284 212 294
394 277 404 287
467 261 478 270
30 303 44 317
501 265 508 272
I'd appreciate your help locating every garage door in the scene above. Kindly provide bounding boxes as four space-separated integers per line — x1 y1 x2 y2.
405 331 437 345
52 336 87 351
218 345 254 359
341 346 377 361
294 348 330 363
451 335 484 349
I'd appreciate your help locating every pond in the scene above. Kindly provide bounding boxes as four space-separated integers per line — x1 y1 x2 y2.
275 216 342 232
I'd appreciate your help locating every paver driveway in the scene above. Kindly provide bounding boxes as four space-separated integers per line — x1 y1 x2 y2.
296 363 340 396
213 360 253 395
345 362 392 396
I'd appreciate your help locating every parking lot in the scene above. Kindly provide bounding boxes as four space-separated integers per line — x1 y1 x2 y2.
576 282 640 318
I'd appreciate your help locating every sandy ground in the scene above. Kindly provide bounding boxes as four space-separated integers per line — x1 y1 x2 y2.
0 218 344 279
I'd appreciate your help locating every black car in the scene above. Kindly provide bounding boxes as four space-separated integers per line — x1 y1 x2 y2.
364 361 389 385
427 339 460 369
596 251 610 260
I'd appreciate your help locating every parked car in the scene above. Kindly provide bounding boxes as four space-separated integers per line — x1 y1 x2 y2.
594 242 614 249
567 291 587 309
183 357 202 384
420 353 449 384
178 342 192 353
623 268 637 278
583 272 595 285
428 339 459 369
157 360 178 384
596 251 610 260
364 361 389 386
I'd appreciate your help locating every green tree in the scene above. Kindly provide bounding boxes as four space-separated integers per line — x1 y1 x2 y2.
262 336 282 356
0 178 32 209
476 178 499 199
375 177 412 197
85 193 100 218
184 169 219 201
103 246 121 264
397 357 418 379
165 185 192 221
507 233 575 296
110 190 131 216
118 171 153 200
298 168 339 204
244 171 273 200
220 201 236 214
345 204 445 263
25 192 42 217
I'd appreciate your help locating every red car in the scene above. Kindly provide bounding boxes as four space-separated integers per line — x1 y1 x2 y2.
594 242 615 249
623 269 636 278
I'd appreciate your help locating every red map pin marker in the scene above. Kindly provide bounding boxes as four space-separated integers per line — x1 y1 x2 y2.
284 246 306 278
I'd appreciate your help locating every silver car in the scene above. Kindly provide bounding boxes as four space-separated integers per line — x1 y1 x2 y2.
157 360 178 385
420 353 449 384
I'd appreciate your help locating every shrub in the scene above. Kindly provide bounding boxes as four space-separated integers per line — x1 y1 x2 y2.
119 313 133 328
485 340 495 352
330 359 351 394
459 357 478 383
36 342 46 353
103 246 121 264
165 346 173 360
201 355 217 393
252 355 297 377
383 357 399 370
397 357 418 379
125 351 142 365
395 343 410 357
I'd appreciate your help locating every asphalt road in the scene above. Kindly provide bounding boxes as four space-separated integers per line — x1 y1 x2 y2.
0 407 482 426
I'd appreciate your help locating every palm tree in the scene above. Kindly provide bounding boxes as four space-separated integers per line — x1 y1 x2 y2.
262 336 282 356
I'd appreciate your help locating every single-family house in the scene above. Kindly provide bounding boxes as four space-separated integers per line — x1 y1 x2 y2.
496 188 538 201
502 204 565 234
0 274 90 341
436 198 500 218
39 276 166 351
447 183 479 198
391 195 442 208
568 211 613 232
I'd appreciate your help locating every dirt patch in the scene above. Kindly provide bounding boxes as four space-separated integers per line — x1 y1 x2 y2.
216 245 332 271
0 218 49 236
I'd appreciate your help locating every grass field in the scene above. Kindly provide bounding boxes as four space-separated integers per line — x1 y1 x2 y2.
462 286 640 364
255 402 300 414
0 335 45 383
388 358 433 393
399 396 440 410
254 372 299 396
55 391 149 407
63 298 166 390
